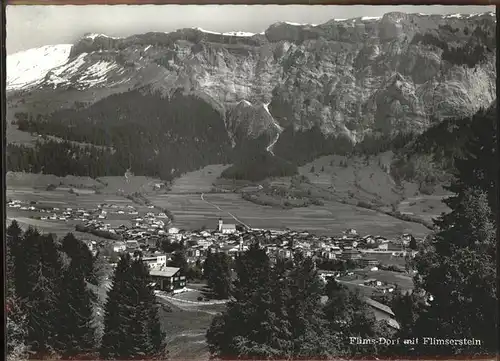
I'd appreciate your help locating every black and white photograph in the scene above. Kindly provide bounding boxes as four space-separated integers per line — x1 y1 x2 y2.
5 3 498 360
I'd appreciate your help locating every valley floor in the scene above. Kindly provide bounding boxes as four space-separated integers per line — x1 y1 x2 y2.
6 166 436 360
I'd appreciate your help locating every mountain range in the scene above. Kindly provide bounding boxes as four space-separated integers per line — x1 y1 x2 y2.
6 11 497 180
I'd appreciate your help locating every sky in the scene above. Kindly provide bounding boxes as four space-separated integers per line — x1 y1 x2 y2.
7 4 495 54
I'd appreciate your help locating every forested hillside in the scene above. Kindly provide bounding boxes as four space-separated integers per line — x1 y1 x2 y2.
11 89 232 180
221 151 298 182
390 104 496 190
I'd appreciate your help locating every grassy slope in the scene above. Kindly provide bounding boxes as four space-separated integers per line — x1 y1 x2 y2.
169 165 232 194
213 152 450 230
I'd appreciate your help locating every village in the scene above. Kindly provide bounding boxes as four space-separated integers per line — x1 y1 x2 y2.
8 197 418 300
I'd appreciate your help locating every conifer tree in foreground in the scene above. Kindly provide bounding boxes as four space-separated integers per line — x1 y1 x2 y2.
287 253 331 358
324 279 392 357
61 233 98 285
206 252 232 299
100 254 166 359
7 292 29 361
11 228 65 357
129 259 166 358
405 108 497 357
100 254 134 359
207 243 292 359
411 189 497 356
6 220 23 298
6 221 29 361
56 258 97 358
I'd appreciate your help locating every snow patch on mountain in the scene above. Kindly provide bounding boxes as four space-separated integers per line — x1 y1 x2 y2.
7 44 73 90
78 61 121 87
42 52 125 89
223 31 256 37
83 33 120 40
283 21 317 26
195 27 256 37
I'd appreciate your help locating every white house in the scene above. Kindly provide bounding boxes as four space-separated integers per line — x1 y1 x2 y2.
218 218 237 234
112 241 127 253
168 227 180 235
344 228 358 236
143 254 168 269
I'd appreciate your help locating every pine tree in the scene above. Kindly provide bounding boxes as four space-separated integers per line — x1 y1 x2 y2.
6 220 23 298
61 233 98 285
100 254 134 359
101 254 166 359
14 231 65 357
7 292 29 361
391 288 427 342
169 250 189 275
409 236 417 250
439 107 497 223
408 108 497 357
323 279 383 357
206 243 291 359
412 189 497 356
203 249 214 280
128 259 166 358
267 258 293 357
6 221 29 360
56 259 96 358
287 253 332 358
207 253 232 299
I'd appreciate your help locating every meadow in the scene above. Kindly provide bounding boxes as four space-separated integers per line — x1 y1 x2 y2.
6 154 446 239
169 164 232 194
152 192 430 238
352 269 414 290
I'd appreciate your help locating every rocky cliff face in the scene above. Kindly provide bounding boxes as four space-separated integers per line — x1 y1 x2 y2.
8 12 496 149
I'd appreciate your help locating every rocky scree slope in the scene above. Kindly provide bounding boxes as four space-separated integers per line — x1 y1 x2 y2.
7 12 496 156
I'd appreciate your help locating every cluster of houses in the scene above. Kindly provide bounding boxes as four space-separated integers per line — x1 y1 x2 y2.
173 221 418 265
98 219 418 291
7 198 168 224
8 199 100 222
93 218 412 332
82 211 170 238
101 218 418 270
7 200 37 211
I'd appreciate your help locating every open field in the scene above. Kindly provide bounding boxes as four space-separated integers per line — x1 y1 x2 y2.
360 253 408 267
351 269 414 290
170 165 232 193
156 296 219 361
6 151 448 238
6 172 167 196
397 194 451 223
96 175 167 195
152 192 430 238
7 172 103 189
7 184 431 239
